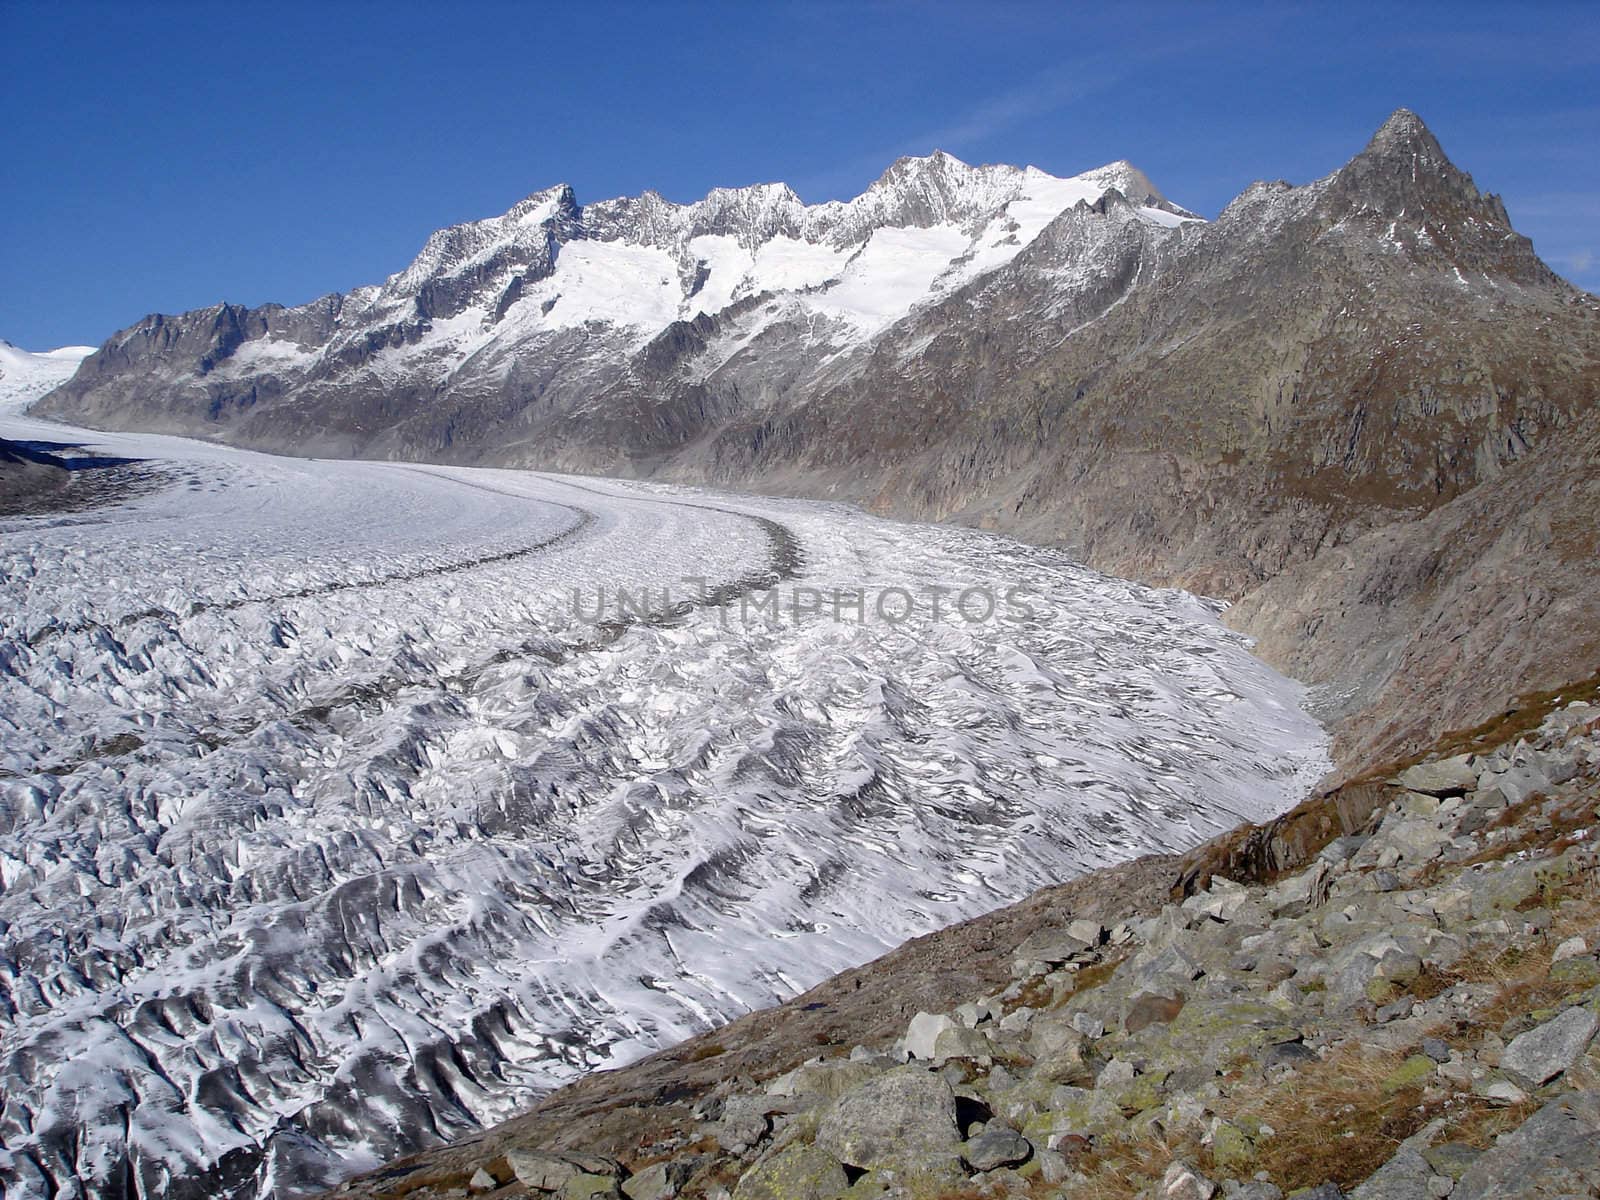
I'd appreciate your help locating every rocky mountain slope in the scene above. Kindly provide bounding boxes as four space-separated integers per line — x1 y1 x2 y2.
320 672 1600 1200
35 111 1600 782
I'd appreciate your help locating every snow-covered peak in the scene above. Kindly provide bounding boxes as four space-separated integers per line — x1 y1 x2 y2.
217 151 1202 381
386 183 579 299
0 340 94 417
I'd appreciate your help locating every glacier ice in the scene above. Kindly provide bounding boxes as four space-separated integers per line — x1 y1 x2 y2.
0 374 1326 1198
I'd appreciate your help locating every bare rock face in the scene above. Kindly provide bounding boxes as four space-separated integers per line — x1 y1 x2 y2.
35 111 1600 779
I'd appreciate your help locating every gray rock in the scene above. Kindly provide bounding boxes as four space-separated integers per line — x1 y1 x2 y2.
997 1007 1034 1034
507 1150 621 1193
1493 764 1553 806
1015 926 1095 965
1474 1076 1529 1105
963 1125 1032 1171
1349 1145 1433 1199
1421 1037 1451 1063
1380 818 1449 864
1375 995 1415 1023
1033 1147 1070 1183
711 1094 775 1153
1070 1012 1106 1039
932 1024 995 1064
903 1011 958 1060
954 999 997 1027
623 1160 695 1200
1222 1184 1283 1200
1454 1090 1600 1198
815 1066 960 1169
1420 1143 1479 1180
1067 918 1106 946
561 1176 624 1200
1321 836 1369 865
1394 756 1477 797
468 1168 498 1194
1501 1006 1600 1085
731 1144 849 1200
1130 943 1206 987
1530 748 1579 785
1161 1159 1218 1199
1552 935 1588 963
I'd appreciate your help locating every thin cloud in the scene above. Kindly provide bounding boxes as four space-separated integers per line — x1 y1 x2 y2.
791 29 1218 202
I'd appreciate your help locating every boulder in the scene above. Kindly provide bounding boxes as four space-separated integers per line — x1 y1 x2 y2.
815 1066 960 1170
1552 935 1588 964
1015 927 1096 965
622 1160 695 1200
962 1125 1032 1171
904 1011 958 1060
931 1024 995 1064
1161 1159 1217 1200
711 1094 774 1153
1394 756 1476 796
731 1145 849 1200
1501 1007 1600 1086
1491 764 1552 806
1454 1090 1600 1198
1420 1143 1480 1181
560 1175 623 1200
1379 818 1449 864
1066 918 1106 946
507 1150 621 1193
1348 1145 1432 1199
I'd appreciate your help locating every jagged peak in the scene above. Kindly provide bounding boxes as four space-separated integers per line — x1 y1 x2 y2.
506 183 578 224
873 148 972 179
1355 107 1452 173
1077 160 1166 206
1330 105 1514 232
1367 108 1433 149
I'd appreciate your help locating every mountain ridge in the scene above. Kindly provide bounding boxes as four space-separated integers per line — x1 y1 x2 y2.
33 109 1600 782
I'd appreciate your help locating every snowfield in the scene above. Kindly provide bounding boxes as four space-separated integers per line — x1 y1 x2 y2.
0 351 1328 1199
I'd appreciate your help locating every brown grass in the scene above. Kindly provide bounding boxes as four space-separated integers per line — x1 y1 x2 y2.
1424 668 1600 765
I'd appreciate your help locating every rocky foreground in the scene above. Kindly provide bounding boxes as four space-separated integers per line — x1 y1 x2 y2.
323 678 1600 1199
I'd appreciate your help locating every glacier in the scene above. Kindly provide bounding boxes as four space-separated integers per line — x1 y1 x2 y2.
0 348 1327 1198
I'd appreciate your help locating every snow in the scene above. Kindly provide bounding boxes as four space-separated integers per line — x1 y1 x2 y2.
0 372 1327 1199
215 336 317 373
0 341 92 416
804 224 973 332
683 233 753 317
535 239 682 332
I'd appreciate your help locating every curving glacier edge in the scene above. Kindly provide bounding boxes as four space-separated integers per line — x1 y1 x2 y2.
0 346 1328 1199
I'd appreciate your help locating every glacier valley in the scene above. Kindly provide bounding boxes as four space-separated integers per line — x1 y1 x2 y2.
0 347 1328 1198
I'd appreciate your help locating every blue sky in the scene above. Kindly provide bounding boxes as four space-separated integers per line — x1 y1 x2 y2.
3 1 1596 349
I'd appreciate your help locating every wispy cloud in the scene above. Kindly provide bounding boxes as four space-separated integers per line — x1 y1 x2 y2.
791 26 1222 202
899 70 1111 160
